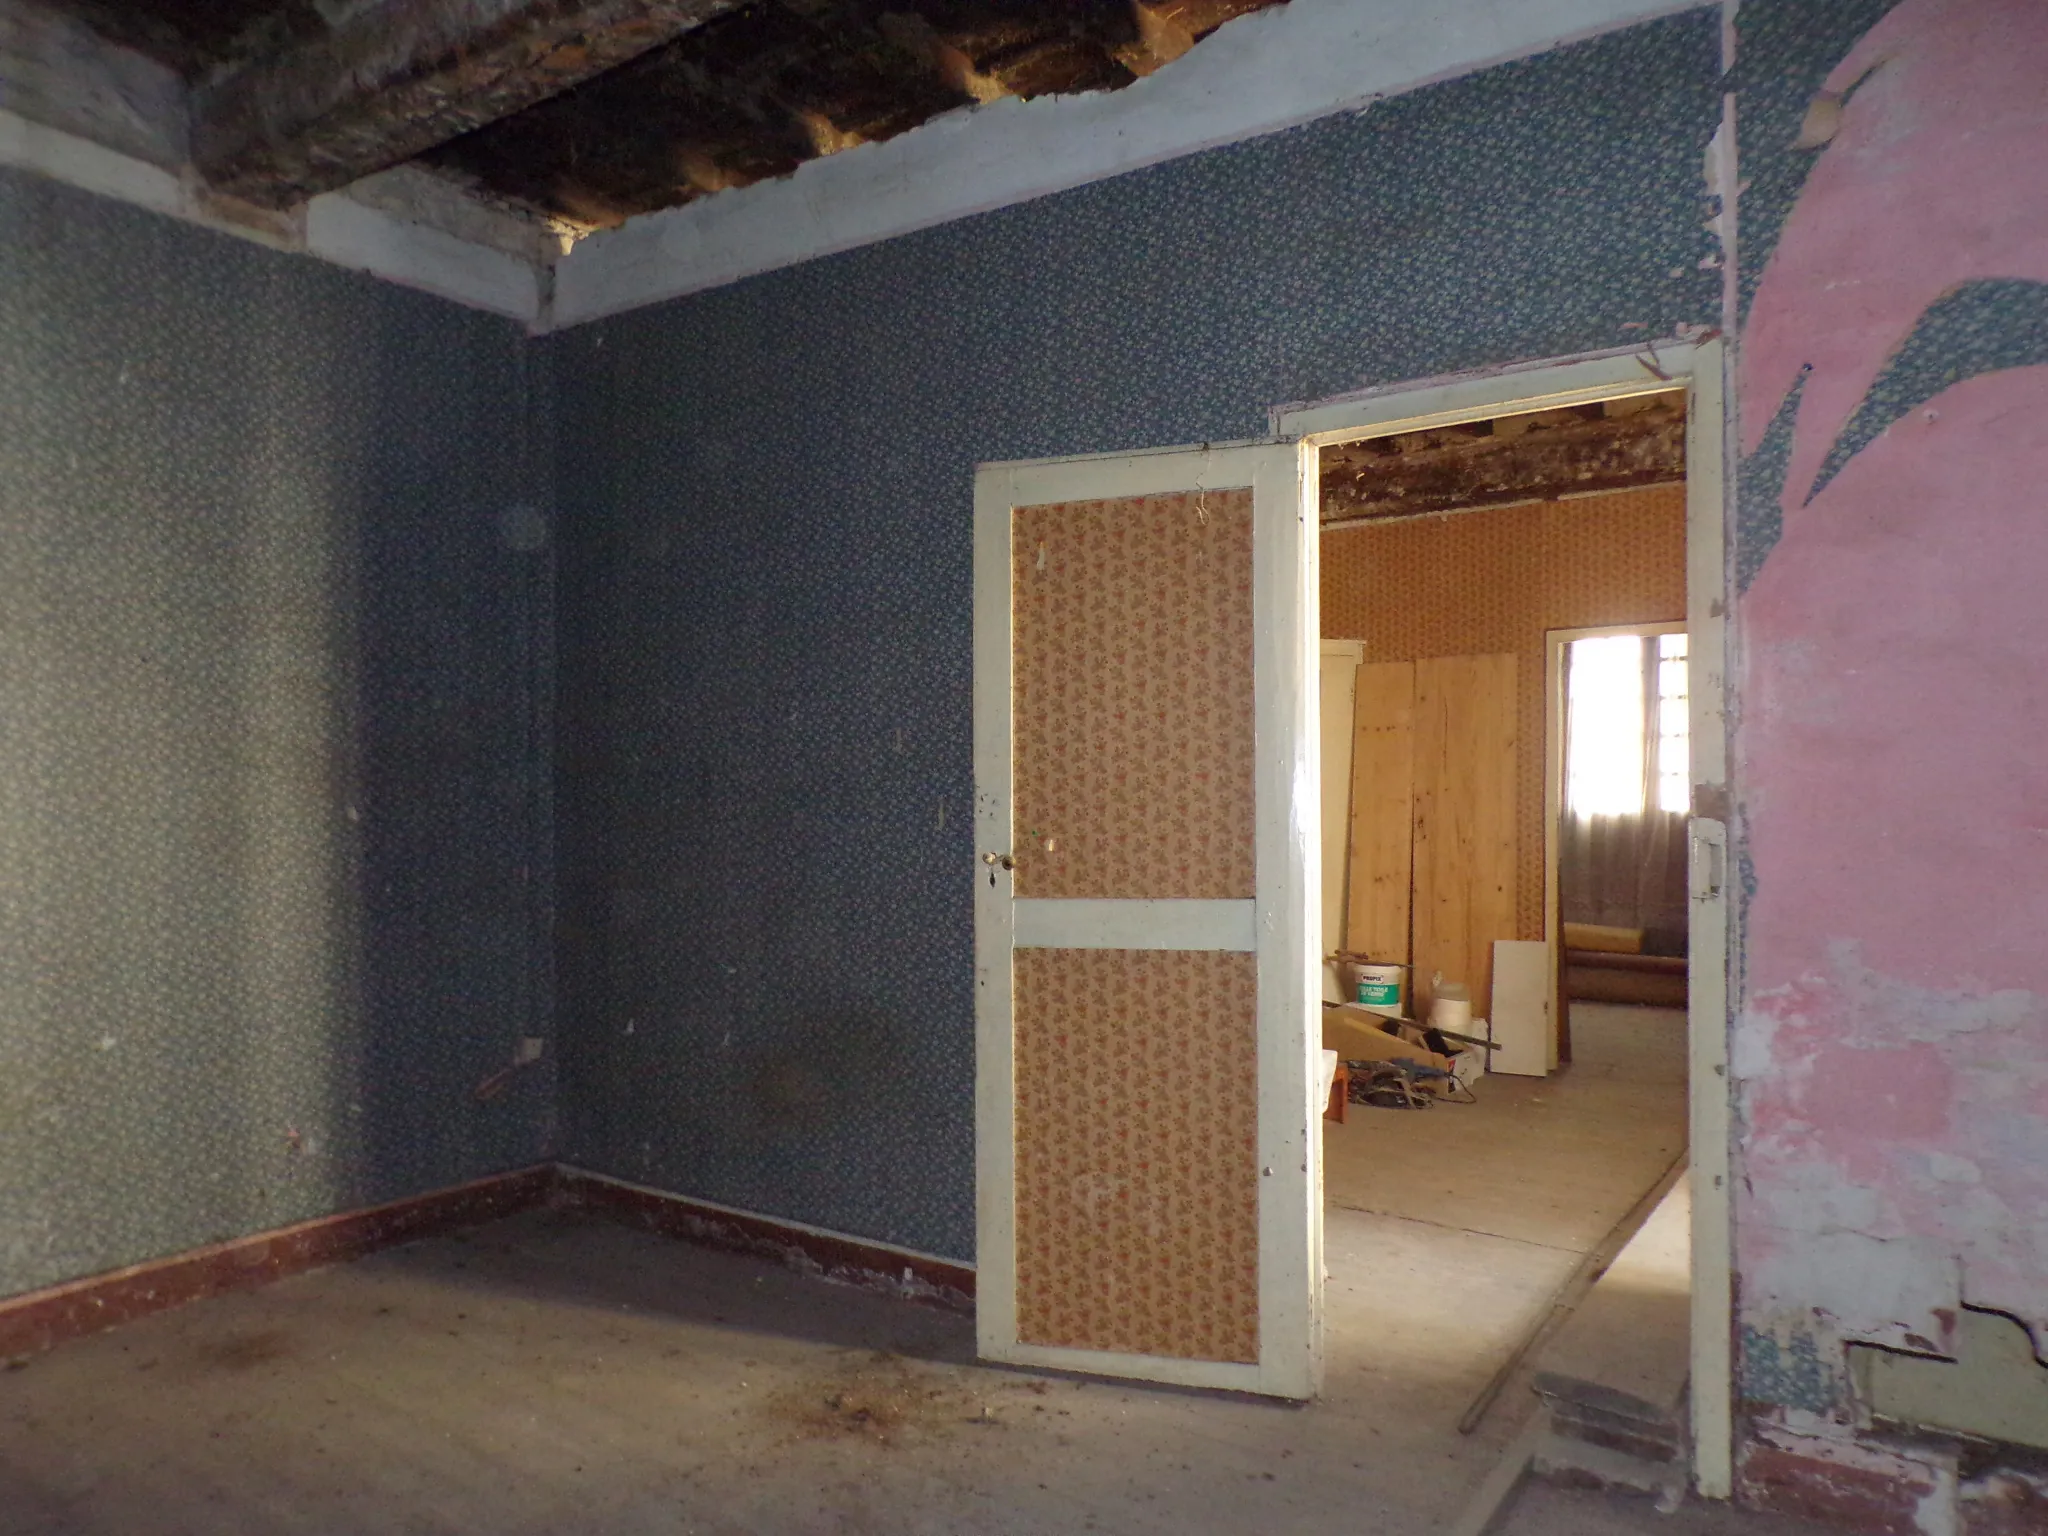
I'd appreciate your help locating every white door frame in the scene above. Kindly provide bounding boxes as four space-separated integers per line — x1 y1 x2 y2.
1276 339 1734 1498
972 439 1322 1400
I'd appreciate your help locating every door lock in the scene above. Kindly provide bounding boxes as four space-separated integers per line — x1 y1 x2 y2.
982 851 1015 886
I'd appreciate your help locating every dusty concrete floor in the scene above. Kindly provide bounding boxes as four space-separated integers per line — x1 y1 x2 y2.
1500 1480 1834 1535
1325 1002 1690 1248
0 1006 1827 1535
0 1210 1829 1536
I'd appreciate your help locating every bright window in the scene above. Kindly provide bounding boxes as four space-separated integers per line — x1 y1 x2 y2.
1565 631 1690 817
1565 635 1646 816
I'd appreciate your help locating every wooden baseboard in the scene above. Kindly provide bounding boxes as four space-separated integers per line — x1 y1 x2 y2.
0 1162 973 1361
0 1164 554 1361
554 1167 975 1313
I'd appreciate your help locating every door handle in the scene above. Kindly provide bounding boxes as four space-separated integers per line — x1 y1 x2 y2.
982 851 1015 887
1689 823 1726 901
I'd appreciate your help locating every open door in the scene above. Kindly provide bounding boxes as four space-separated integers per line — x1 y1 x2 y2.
973 441 1320 1399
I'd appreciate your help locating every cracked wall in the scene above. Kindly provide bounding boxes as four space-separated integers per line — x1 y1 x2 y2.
1731 0 2048 1477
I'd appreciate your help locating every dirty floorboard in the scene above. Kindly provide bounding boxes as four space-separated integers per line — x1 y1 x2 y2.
1 1008 1828 1535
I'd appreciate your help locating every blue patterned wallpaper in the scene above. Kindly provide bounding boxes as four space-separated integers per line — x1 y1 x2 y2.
546 13 1724 1262
0 169 555 1299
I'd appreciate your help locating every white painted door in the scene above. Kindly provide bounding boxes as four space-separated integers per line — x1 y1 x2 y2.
973 441 1320 1399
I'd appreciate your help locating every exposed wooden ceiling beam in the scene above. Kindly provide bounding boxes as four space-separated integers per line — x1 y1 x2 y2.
193 0 744 208
423 0 1288 229
1112 3 1196 77
424 1 981 223
875 11 1010 103
1320 396 1687 524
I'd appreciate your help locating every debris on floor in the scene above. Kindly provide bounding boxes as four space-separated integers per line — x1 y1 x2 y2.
766 1349 989 1445
1324 1004 1457 1073
1327 999 1503 1108
1346 1057 1478 1107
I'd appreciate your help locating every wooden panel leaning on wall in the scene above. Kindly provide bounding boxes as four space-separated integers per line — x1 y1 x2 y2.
1344 661 1416 966
1411 654 1518 1019
1321 486 1688 949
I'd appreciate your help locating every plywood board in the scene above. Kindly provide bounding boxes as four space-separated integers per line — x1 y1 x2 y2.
1343 660 1416 965
1322 1008 1454 1073
1412 654 1517 1017
1012 947 1259 1364
1011 491 1255 900
1319 643 1364 954
1490 939 1551 1077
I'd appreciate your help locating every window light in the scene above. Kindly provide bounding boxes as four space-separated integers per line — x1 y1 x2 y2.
1566 635 1646 816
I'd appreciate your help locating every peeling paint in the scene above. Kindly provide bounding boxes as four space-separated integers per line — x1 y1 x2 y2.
1734 0 2048 1417
1741 1414 1960 1536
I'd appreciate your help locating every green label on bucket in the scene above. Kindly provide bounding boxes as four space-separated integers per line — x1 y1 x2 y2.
1357 981 1401 1006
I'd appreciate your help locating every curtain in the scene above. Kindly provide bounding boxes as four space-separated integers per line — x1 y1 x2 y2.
1559 809 1688 952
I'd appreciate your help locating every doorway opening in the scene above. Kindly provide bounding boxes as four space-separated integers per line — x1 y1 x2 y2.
1292 350 1728 1494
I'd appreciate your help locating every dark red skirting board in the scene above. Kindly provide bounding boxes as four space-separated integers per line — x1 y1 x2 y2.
553 1167 975 1313
0 1164 554 1361
0 1163 973 1360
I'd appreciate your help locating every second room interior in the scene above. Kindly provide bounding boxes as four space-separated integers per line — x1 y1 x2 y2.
1314 389 1696 1449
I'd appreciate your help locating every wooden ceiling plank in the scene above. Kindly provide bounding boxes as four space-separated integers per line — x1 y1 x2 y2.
1320 398 1687 523
395 0 1287 229
193 0 746 207
433 0 980 228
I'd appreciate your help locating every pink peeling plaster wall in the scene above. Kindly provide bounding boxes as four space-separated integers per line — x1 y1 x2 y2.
1735 0 2048 1388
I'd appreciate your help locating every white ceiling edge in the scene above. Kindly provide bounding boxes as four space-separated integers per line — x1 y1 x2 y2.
549 0 1705 332
0 106 546 323
1 0 546 323
303 193 545 323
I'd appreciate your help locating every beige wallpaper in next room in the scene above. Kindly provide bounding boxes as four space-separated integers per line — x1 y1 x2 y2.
1321 484 1687 942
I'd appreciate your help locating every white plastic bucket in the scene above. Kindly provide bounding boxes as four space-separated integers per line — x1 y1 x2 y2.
1354 963 1406 1017
1430 996 1475 1035
1430 977 1473 1036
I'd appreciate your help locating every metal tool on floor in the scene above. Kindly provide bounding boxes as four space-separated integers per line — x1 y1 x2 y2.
1344 1056 1477 1108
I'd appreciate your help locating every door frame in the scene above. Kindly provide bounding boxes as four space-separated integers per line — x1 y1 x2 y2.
1276 340 1734 1498
971 439 1322 1400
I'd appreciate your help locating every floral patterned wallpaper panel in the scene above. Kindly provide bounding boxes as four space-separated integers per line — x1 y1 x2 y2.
1013 948 1259 1364
1012 490 1255 902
